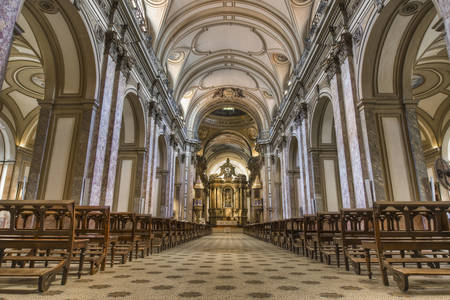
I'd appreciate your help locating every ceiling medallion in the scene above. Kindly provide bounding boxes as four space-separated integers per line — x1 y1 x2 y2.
38 0 59 14
411 74 424 89
213 88 244 99
263 90 273 98
272 53 289 65
399 1 421 16
183 89 194 98
31 73 45 88
168 51 185 63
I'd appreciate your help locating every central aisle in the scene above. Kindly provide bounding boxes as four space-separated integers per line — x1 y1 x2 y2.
8 234 450 299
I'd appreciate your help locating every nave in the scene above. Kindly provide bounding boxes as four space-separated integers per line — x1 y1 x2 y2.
1 233 449 300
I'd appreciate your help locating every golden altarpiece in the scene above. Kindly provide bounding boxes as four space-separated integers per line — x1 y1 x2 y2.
208 159 248 226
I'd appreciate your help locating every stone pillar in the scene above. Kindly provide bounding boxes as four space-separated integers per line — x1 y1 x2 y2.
281 141 290 218
295 119 306 215
143 102 157 213
326 56 355 209
87 31 121 205
0 0 24 87
72 103 98 204
210 185 216 209
404 100 432 201
217 186 222 209
100 53 132 207
359 101 386 204
299 105 314 213
182 144 192 220
25 103 53 200
133 149 146 209
265 146 273 220
338 33 369 208
166 142 176 218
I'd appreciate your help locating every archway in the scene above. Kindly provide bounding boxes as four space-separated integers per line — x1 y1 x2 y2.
1 1 99 201
274 157 283 220
288 137 300 217
359 0 449 202
113 93 146 212
310 98 341 211
173 156 182 219
152 135 168 217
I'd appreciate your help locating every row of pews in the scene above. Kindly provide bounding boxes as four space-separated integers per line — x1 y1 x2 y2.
244 201 450 292
0 200 211 292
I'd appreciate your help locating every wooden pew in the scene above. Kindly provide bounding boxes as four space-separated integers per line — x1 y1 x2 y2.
314 212 341 265
150 217 164 253
134 214 152 258
73 206 111 275
363 201 450 291
303 215 318 259
0 200 88 292
108 213 136 264
337 208 376 273
292 218 305 255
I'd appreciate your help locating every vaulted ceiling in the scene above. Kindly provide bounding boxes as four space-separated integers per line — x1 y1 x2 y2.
141 0 321 124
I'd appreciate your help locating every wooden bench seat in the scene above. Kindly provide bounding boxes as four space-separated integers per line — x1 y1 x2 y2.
368 201 450 292
390 266 450 291
0 200 82 292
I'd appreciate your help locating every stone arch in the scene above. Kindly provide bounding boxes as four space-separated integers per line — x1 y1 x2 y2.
359 0 448 202
151 135 169 217
16 1 100 201
274 156 283 220
20 1 99 101
186 89 271 135
173 156 182 219
113 92 147 212
310 97 341 211
288 136 300 217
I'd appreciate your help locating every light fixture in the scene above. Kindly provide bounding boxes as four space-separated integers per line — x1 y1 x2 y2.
223 107 235 111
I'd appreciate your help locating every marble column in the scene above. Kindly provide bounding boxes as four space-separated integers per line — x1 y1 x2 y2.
167 144 176 218
133 149 146 211
150 122 162 215
182 144 192 220
0 0 24 87
217 187 222 209
264 146 273 220
299 105 313 213
143 102 156 213
327 57 355 209
404 100 432 201
211 186 216 209
281 141 290 218
87 31 120 205
359 101 386 204
101 54 132 207
338 33 369 208
25 103 53 200
69 102 98 203
295 120 306 215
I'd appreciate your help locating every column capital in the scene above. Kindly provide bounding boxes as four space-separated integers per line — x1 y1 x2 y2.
104 30 124 62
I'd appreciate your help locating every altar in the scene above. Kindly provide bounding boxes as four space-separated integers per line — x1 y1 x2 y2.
216 220 238 226
207 159 248 226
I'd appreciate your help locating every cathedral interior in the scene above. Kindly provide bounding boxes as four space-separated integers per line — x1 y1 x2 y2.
0 0 450 299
